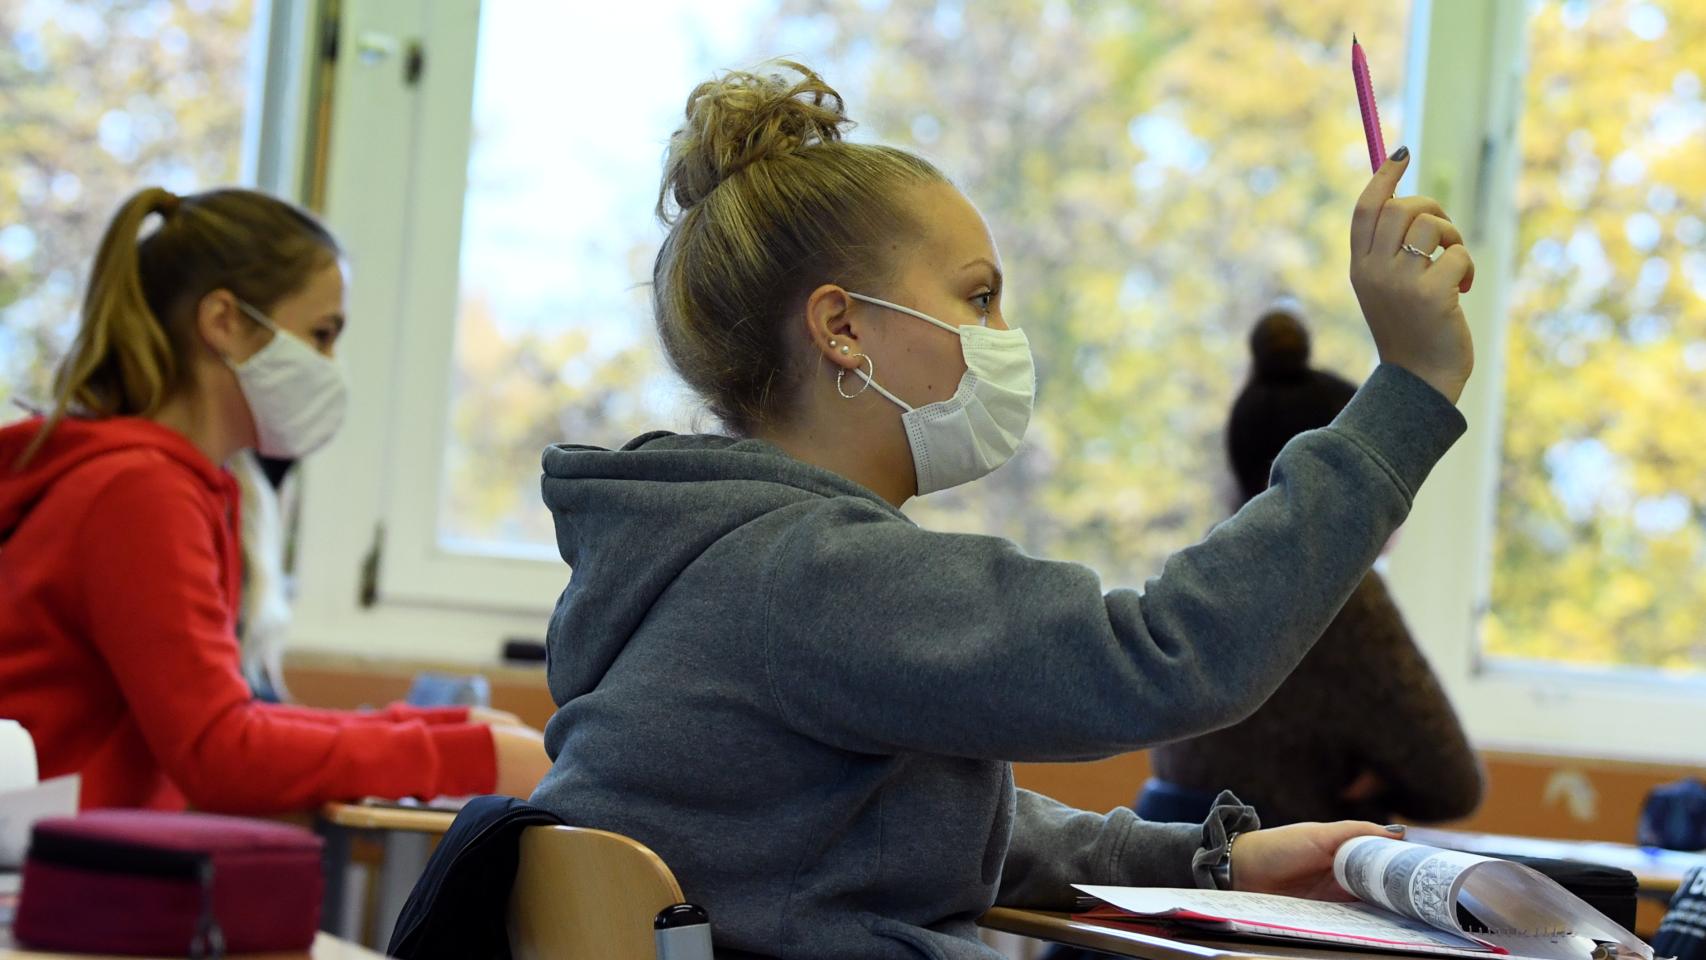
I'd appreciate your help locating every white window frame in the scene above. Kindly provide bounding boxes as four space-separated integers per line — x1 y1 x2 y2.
1386 0 1706 764
241 0 322 199
294 0 569 627
289 0 1706 764
289 0 557 660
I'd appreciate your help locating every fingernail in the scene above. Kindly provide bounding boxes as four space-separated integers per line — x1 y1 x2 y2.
1385 824 1407 835
1390 146 1410 163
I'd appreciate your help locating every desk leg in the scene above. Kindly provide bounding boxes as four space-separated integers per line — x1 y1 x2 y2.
370 831 433 949
316 822 352 936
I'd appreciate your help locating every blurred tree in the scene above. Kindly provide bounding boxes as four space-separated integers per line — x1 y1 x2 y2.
1485 0 1706 672
0 0 254 419
444 293 662 549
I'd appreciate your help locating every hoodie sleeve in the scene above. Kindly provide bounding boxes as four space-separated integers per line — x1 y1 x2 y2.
761 364 1465 761
73 463 495 814
995 789 1261 908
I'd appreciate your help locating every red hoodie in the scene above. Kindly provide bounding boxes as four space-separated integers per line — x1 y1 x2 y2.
0 416 495 813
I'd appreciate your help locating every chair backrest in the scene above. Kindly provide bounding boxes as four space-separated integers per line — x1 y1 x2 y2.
507 825 686 960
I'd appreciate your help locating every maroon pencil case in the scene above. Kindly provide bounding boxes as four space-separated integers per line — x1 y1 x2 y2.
14 810 324 957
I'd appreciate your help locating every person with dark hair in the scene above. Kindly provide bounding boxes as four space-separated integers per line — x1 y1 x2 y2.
1137 309 1485 828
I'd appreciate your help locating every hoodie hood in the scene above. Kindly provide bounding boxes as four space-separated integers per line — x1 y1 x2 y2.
539 431 903 703
0 416 226 545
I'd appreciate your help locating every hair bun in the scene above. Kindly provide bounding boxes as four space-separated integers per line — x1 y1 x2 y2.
1248 309 1312 381
659 60 849 221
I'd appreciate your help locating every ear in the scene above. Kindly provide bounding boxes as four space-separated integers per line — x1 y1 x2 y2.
195 289 262 362
803 283 865 372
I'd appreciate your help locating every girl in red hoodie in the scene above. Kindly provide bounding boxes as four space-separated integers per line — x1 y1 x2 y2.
0 187 550 813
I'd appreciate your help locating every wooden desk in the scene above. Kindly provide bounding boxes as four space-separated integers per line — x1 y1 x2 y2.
1405 827 1706 899
320 802 457 835
0 931 385 959
315 803 458 949
981 908 1413 960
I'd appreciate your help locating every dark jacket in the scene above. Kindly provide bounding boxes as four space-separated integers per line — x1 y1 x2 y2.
388 796 565 960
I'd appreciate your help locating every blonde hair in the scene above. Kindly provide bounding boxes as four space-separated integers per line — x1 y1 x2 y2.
654 60 947 433
19 187 339 465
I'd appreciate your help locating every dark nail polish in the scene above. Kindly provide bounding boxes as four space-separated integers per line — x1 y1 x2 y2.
1385 824 1407 835
1390 146 1410 163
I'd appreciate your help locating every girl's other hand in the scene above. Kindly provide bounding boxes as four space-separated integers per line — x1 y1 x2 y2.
491 724 552 799
1233 820 1405 901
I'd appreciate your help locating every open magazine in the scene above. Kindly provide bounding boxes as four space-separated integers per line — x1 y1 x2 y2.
1074 837 1655 960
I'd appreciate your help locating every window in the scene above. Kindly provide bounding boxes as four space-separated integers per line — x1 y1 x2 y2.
438 0 772 556
1484 0 1706 676
427 0 1414 585
303 0 1706 757
0 0 264 421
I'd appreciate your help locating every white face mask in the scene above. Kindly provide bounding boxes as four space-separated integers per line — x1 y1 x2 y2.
844 292 1036 496
228 301 348 459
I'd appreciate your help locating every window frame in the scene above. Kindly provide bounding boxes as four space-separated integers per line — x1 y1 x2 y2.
243 0 324 199
1385 0 1706 763
289 0 1706 762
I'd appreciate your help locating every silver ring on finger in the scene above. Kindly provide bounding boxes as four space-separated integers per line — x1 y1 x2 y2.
1400 243 1437 261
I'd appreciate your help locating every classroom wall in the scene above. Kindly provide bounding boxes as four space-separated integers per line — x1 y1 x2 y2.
286 651 1704 844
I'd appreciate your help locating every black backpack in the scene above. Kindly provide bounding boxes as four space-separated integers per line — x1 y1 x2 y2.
387 795 566 960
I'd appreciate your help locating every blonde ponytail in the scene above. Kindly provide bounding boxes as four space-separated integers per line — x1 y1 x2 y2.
15 186 339 468
654 60 946 433
56 187 183 421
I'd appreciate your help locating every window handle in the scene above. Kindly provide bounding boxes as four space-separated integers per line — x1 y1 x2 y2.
354 31 400 66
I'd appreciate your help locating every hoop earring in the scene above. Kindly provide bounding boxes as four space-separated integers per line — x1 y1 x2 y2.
836 354 874 399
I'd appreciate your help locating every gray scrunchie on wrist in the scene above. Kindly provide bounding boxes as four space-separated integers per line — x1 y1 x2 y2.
1190 789 1262 889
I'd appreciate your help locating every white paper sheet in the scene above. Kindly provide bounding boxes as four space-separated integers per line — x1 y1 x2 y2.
0 721 38 795
1074 886 1498 956
0 775 79 868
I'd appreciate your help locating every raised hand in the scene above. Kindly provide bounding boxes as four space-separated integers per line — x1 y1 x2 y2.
1349 148 1476 404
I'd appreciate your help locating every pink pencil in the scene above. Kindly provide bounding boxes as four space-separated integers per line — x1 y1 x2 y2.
1352 34 1386 173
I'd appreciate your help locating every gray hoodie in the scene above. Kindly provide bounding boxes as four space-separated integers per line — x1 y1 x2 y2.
532 363 1465 960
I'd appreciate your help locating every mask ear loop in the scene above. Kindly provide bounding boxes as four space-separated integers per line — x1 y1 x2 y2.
234 300 282 334
225 300 283 372
836 353 875 399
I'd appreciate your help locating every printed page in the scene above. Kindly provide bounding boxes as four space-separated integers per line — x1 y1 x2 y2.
1335 837 1653 960
1460 860 1652 960
1073 886 1498 954
1337 836 1486 930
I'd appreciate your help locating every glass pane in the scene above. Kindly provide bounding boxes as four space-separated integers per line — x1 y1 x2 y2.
0 0 260 423
442 1 1414 581
441 0 763 554
1485 0 1706 675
